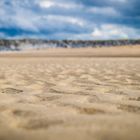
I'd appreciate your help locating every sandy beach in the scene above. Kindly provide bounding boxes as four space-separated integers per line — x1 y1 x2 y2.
1 46 140 57
0 47 140 140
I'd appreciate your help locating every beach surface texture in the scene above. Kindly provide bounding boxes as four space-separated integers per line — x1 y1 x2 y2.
0 47 140 140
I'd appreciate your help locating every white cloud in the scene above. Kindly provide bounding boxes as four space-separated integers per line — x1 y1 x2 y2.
38 0 80 9
89 7 120 16
0 1 41 32
91 24 139 39
110 0 127 3
45 15 85 27
14 10 40 32
39 1 54 8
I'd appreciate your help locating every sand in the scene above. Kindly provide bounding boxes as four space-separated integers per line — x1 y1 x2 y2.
0 47 140 140
1 45 140 57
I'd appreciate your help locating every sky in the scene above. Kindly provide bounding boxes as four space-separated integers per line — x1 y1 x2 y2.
0 0 140 40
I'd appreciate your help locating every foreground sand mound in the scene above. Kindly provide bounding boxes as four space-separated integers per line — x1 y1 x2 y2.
0 56 140 140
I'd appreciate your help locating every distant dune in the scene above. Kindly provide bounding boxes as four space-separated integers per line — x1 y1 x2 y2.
0 45 140 57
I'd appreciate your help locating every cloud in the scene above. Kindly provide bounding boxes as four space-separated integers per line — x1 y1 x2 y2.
45 15 85 27
38 0 80 9
88 7 120 16
0 0 139 39
91 24 140 40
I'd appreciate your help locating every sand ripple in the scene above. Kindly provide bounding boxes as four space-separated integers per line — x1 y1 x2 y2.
0 58 140 140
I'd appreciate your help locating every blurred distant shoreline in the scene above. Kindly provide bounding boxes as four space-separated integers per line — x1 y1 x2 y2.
0 46 140 58
0 39 140 51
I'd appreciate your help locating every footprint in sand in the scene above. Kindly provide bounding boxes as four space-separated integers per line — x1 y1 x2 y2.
3 108 63 130
0 88 23 94
59 103 105 115
77 107 105 115
17 118 63 130
129 97 140 101
35 94 61 102
11 109 36 118
118 104 140 113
